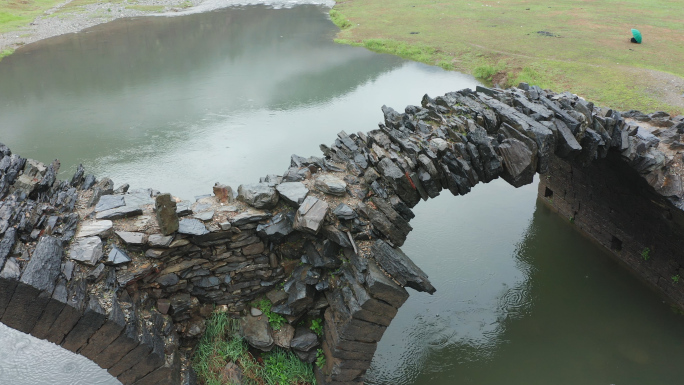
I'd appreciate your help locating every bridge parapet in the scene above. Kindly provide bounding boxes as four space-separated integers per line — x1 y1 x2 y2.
1 84 683 385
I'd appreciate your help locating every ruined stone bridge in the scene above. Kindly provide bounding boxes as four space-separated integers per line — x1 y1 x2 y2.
1 84 684 385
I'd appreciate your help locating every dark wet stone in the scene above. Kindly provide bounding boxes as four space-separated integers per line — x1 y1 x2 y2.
155 193 179 236
105 246 131 266
275 182 309 207
332 203 357 220
293 196 328 234
290 327 319 352
178 218 209 236
257 212 294 242
95 195 125 212
95 205 143 220
157 273 180 287
240 314 274 351
87 263 106 282
371 239 435 294
231 210 272 226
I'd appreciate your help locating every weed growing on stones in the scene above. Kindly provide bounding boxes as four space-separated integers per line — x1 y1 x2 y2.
253 298 287 330
310 318 323 337
641 247 651 261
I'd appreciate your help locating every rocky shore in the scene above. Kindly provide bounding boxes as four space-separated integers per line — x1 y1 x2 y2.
1 84 684 385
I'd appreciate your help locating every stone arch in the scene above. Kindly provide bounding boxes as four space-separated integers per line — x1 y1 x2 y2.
2 85 684 385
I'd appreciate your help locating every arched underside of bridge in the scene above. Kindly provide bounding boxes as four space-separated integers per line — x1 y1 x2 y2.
1 85 684 385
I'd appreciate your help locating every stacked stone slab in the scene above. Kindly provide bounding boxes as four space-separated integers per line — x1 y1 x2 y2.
1 84 684 385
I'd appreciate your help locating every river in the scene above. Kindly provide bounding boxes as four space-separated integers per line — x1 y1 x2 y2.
1 4 684 385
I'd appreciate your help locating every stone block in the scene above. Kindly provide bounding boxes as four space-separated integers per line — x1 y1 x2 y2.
61 295 107 352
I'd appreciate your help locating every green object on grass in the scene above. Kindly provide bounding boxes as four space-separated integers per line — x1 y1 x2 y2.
631 28 642 44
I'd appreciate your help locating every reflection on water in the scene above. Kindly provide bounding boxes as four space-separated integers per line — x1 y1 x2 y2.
367 178 684 385
0 4 477 199
0 323 121 385
0 4 481 384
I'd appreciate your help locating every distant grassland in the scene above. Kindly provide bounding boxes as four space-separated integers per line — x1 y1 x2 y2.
330 0 684 114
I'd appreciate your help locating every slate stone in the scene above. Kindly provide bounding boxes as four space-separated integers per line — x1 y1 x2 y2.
61 295 107 353
237 183 279 209
371 239 435 294
116 231 147 246
497 138 536 187
365 262 409 308
273 323 295 349
148 234 174 248
155 193 179 236
314 175 347 196
257 212 294 242
276 182 309 207
76 220 113 238
87 263 107 282
95 195 125 212
70 236 103 266
291 327 319 352
0 227 17 270
332 203 357 220
194 210 215 221
105 246 131 266
231 210 272 226
79 299 127 362
293 196 329 235
157 273 180 287
178 218 209 236
96 205 143 220
321 226 353 249
376 158 420 207
240 313 274 351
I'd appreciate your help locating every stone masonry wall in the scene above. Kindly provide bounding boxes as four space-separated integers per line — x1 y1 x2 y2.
2 84 684 385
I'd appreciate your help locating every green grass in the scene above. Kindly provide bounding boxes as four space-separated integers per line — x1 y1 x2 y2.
253 298 287 331
329 9 351 30
193 311 316 385
263 349 316 385
0 48 14 62
330 0 684 114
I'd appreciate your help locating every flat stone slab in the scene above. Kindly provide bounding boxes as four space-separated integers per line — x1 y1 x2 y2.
276 182 309 207
69 236 103 266
95 205 143 220
105 246 131 266
116 231 147 246
332 203 357 220
194 211 215 221
148 234 174 248
231 210 272 226
314 174 347 196
293 196 328 234
237 183 279 209
76 220 113 238
178 218 209 236
95 195 125 212
124 190 155 207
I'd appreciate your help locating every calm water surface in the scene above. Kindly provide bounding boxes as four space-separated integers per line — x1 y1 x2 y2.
1 4 684 385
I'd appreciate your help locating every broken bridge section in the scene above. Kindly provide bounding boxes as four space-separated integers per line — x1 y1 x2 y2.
1 84 684 385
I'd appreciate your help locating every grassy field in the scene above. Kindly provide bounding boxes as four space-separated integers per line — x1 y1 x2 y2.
330 0 684 114
0 0 65 33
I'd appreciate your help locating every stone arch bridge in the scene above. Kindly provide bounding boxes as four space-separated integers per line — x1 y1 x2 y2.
1 85 684 385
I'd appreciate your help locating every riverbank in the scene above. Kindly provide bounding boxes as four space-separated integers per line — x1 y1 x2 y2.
0 0 334 57
329 0 684 115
